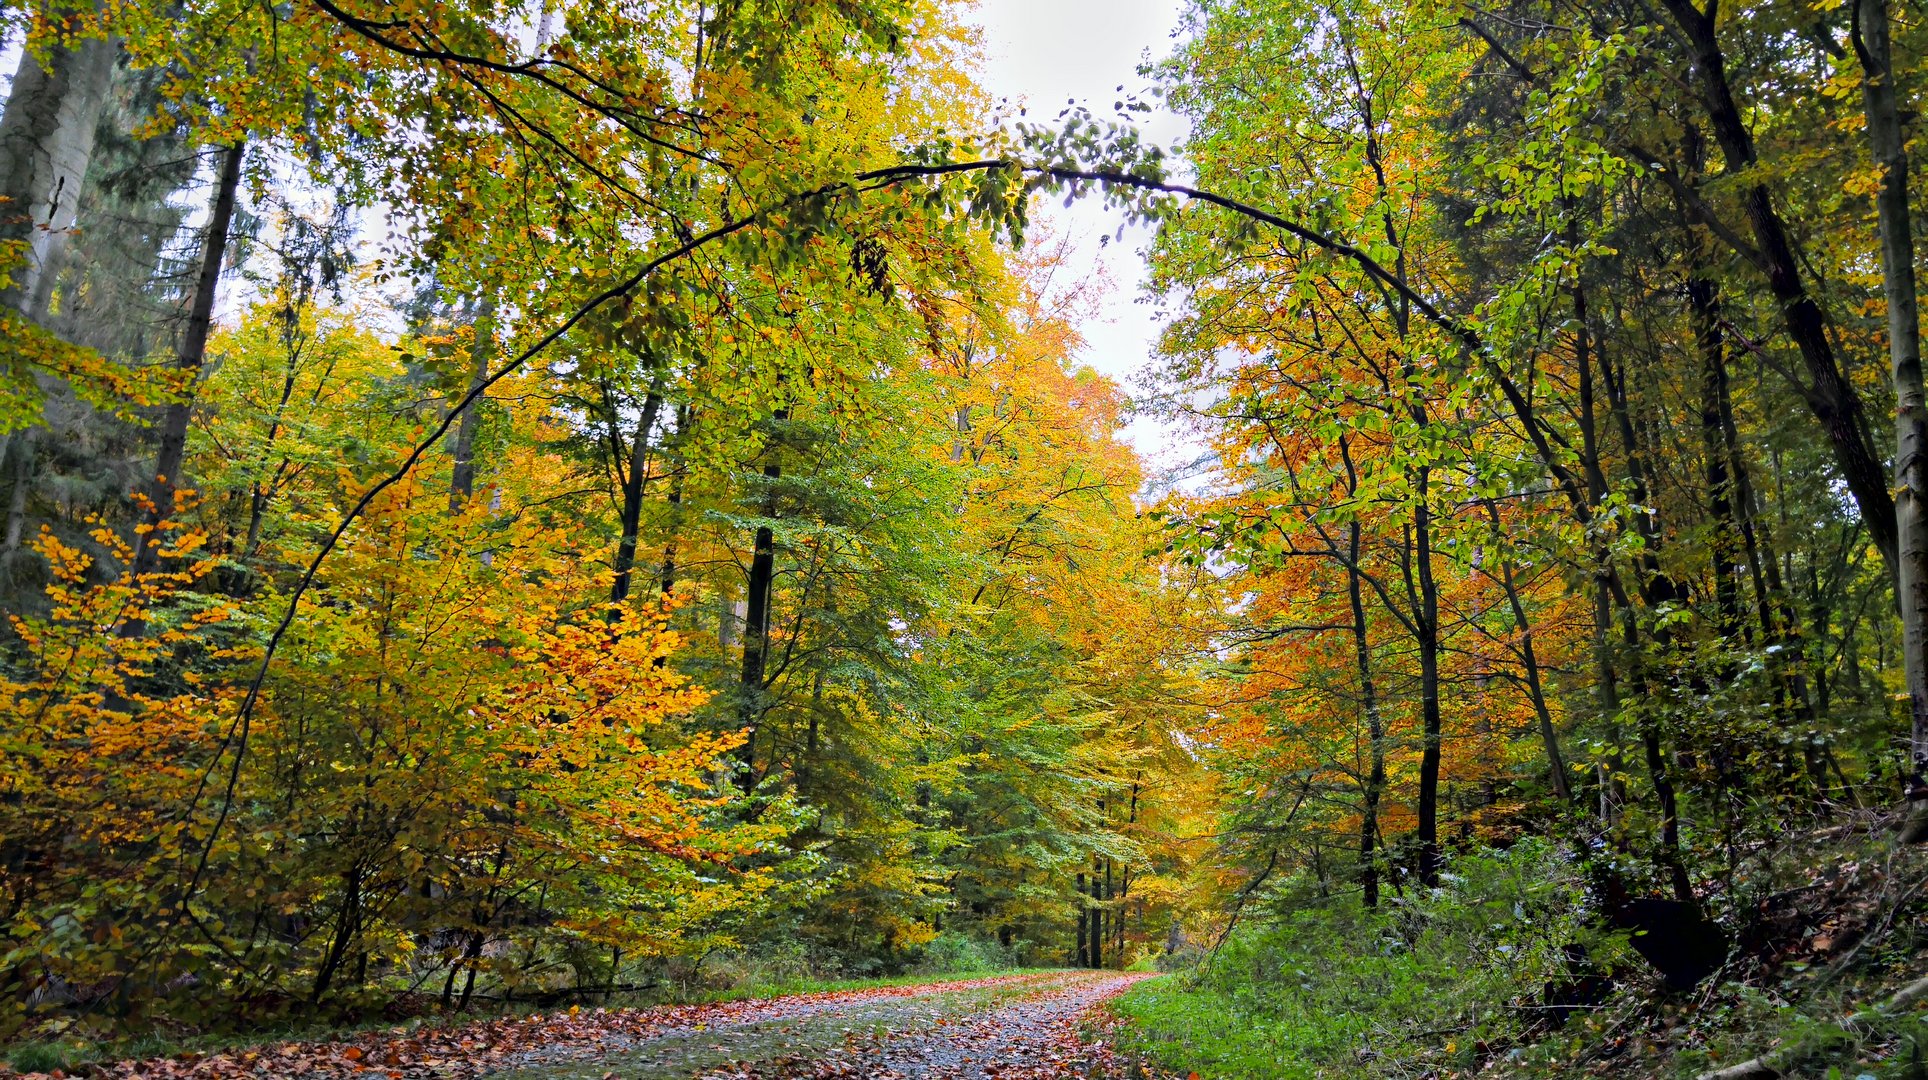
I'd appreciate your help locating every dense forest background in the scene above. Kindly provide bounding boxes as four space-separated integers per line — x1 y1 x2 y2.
5 0 1928 1074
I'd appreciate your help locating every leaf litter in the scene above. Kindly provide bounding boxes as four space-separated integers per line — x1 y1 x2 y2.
11 972 1177 1079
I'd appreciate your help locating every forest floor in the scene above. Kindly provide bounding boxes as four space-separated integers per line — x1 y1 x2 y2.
17 971 1167 1080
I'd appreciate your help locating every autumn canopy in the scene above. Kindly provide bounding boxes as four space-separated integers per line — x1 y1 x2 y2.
3 0 1928 1074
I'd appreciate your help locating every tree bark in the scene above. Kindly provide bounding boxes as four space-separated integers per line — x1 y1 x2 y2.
0 28 117 319
130 141 244 581
736 409 785 790
1413 479 1444 887
1852 0 1928 841
1088 852 1104 968
1690 276 1744 643
1483 500 1569 801
1341 440 1387 905
2 430 34 551
447 298 495 512
1663 0 1898 576
610 376 665 605
660 404 692 596
1075 870 1088 967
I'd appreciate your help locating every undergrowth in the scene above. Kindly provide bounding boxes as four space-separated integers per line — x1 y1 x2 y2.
1111 824 1928 1078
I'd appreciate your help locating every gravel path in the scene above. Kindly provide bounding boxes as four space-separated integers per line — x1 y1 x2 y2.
23 972 1164 1080
488 971 1159 1080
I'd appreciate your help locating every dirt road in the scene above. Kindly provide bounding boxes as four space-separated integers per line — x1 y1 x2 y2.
41 971 1163 1080
488 971 1157 1079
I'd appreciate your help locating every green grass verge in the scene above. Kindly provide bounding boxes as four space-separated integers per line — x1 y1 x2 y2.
1107 973 1328 1080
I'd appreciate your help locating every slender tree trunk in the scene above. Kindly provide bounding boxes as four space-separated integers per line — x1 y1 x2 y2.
1088 853 1104 968
1413 470 1444 886
447 298 495 512
1075 870 1088 967
610 378 665 605
660 405 692 596
1576 284 1629 826
1118 784 1138 957
1343 439 1387 905
797 670 824 795
1682 131 1819 752
1619 603 1695 903
2 431 34 551
1663 0 1898 576
1484 501 1569 801
1853 0 1928 841
311 864 363 1004
243 373 300 558
129 141 244 581
737 409 785 790
0 28 117 318
1690 276 1744 642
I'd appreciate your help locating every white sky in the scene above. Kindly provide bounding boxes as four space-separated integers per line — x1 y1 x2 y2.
967 0 1193 477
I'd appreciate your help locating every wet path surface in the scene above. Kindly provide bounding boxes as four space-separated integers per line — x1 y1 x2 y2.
487 971 1156 1080
51 971 1161 1080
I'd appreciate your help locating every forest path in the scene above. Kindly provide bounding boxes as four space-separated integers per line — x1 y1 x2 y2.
49 971 1162 1080
487 970 1157 1079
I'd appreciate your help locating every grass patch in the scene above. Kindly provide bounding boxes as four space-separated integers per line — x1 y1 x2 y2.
1106 831 1928 1079
1106 840 1602 1079
1109 975 1324 1080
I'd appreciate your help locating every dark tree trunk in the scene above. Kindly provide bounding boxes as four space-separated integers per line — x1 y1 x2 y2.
1413 480 1443 886
736 409 785 790
610 378 665 605
1075 871 1088 967
1690 276 1744 643
130 140 244 582
1663 0 1898 577
447 298 495 512
311 864 363 1005
1342 437 1387 905
1483 500 1569 801
1088 853 1104 968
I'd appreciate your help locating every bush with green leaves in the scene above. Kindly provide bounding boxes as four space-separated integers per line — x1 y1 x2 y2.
914 932 1020 975
1112 841 1614 1078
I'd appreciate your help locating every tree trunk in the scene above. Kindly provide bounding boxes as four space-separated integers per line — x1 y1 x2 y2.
1690 276 1744 643
1343 438 1387 905
0 28 117 319
1075 870 1088 967
1088 853 1104 968
447 298 495 512
610 377 665 605
2 430 34 551
1484 500 1569 801
1853 0 1928 841
1663 0 1898 577
129 141 244 581
1413 474 1444 886
660 405 692 595
736 409 785 790
311 863 363 1005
